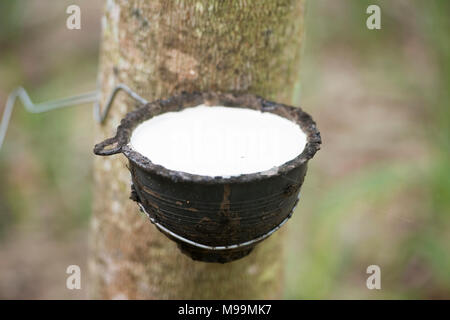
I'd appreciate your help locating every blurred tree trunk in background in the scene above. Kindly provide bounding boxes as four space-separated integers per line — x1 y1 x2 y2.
90 0 305 299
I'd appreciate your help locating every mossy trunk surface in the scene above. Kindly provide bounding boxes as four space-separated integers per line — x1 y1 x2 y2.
91 0 306 299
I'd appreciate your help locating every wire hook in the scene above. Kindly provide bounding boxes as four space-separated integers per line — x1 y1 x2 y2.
0 84 148 150
93 83 148 123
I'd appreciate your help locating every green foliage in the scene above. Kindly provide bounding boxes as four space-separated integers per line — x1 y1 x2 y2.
0 1 23 44
286 0 450 299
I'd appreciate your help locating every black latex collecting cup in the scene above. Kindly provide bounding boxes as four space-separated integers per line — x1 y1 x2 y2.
94 92 321 263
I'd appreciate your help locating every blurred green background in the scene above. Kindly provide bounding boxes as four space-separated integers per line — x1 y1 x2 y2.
0 0 448 299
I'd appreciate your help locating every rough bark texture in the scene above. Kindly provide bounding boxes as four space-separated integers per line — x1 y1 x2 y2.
90 0 306 299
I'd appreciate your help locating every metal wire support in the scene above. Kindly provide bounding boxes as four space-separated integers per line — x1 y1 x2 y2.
136 192 301 251
0 84 148 150
93 83 148 123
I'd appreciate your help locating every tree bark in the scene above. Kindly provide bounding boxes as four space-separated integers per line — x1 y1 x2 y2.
90 0 306 299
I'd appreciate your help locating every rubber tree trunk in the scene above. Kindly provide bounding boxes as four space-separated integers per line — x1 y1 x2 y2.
90 0 306 299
